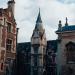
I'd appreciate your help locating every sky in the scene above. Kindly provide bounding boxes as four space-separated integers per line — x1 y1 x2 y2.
0 0 75 43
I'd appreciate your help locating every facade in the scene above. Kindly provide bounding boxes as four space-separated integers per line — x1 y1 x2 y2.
0 0 17 75
46 40 57 75
56 18 75 75
17 42 31 75
17 41 57 75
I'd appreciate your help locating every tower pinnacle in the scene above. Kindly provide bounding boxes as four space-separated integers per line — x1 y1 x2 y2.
65 17 68 26
36 8 42 23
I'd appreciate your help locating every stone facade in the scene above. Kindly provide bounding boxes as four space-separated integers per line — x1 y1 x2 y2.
0 0 17 75
56 19 75 75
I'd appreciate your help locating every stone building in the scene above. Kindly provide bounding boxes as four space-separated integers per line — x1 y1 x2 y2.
17 17 75 75
56 18 75 75
17 41 57 75
17 11 57 75
0 0 17 75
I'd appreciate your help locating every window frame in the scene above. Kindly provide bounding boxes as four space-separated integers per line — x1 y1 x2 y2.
7 22 13 33
6 39 13 52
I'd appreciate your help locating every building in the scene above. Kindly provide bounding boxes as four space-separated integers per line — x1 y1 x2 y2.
17 15 75 75
56 18 75 75
46 40 57 75
17 41 57 75
0 0 17 75
17 11 57 75
31 10 47 75
17 42 31 75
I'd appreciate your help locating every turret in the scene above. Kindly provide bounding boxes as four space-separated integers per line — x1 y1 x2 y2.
8 0 15 15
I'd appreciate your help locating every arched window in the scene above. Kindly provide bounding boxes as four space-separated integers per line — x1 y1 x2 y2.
65 42 75 63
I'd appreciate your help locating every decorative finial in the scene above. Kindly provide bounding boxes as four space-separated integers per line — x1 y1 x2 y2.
65 17 68 26
58 20 62 30
59 20 61 24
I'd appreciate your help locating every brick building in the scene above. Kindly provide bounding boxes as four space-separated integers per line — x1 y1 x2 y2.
0 0 17 75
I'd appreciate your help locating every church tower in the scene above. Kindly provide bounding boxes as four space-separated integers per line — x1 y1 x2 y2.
31 10 47 75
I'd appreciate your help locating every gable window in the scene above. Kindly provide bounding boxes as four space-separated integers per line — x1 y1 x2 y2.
65 42 75 64
6 39 12 51
7 23 12 32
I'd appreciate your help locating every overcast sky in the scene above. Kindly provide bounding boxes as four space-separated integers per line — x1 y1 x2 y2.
0 0 75 43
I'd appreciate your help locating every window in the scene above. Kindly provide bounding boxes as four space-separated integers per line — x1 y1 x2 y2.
1 50 5 61
6 39 12 51
1 63 3 70
65 42 75 63
7 23 12 32
6 58 11 64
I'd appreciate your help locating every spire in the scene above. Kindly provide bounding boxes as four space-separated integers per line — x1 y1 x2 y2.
65 17 68 26
8 0 15 4
36 8 42 23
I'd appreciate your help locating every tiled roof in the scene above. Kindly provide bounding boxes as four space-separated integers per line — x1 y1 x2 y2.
56 25 75 33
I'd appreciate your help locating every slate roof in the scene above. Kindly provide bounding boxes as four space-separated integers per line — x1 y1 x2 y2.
36 10 42 23
17 42 31 52
17 40 58 53
56 25 75 33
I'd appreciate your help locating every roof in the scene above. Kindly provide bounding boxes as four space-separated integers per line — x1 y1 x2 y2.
56 25 75 33
17 42 31 52
36 10 42 23
17 40 58 53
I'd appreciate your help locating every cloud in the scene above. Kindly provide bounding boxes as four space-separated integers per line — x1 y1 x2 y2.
15 0 75 42
57 0 75 4
0 0 75 42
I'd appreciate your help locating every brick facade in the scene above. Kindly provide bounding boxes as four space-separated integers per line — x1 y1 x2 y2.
0 0 17 75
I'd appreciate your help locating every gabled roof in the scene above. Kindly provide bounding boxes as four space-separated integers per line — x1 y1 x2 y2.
56 25 75 33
